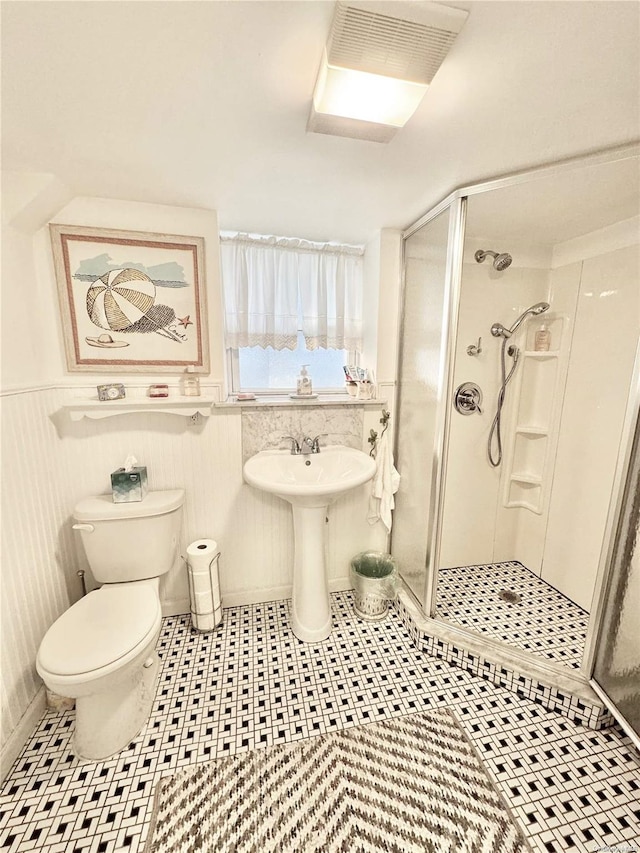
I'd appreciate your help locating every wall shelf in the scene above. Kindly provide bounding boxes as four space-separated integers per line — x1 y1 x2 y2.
62 397 216 421
503 313 569 516
510 472 543 485
515 425 548 436
522 350 559 359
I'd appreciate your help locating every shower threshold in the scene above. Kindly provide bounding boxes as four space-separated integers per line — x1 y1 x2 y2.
395 569 611 730
436 560 588 670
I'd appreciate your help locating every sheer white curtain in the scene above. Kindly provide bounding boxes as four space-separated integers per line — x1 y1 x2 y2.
220 232 364 352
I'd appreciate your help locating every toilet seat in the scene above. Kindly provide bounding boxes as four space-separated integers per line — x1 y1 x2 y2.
37 584 161 680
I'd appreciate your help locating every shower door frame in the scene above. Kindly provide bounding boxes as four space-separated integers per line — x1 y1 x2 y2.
393 197 466 616
396 142 640 643
582 339 640 747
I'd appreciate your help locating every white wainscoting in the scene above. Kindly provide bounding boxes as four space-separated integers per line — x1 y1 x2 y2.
1 387 387 766
1 388 77 758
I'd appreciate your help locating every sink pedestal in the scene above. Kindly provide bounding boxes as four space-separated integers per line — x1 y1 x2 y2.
291 503 331 642
243 445 376 645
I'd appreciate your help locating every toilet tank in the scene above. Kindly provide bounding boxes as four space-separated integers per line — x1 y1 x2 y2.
73 489 185 583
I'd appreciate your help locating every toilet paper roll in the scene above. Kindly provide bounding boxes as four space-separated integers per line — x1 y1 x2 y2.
186 539 222 632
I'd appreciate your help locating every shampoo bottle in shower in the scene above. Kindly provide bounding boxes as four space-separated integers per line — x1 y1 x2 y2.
534 325 551 352
297 364 312 396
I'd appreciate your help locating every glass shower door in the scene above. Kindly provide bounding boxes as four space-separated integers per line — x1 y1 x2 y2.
591 411 640 745
391 202 463 612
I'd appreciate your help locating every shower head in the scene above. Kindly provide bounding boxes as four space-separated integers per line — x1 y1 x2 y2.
474 249 513 271
491 302 550 339
529 302 550 315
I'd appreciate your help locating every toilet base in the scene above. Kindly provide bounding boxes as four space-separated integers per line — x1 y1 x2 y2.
73 651 160 760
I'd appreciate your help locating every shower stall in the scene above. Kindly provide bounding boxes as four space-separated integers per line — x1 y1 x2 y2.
391 145 640 743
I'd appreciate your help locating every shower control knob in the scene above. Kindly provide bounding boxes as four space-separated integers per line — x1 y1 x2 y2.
454 382 483 416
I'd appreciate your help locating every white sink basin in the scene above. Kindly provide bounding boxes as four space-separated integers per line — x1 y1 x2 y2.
243 445 376 506
243 445 376 643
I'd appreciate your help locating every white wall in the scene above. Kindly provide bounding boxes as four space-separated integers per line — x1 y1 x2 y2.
438 218 639 616
1 182 391 764
440 250 550 569
493 262 581 574
1 389 78 763
542 226 639 610
374 229 403 386
1 172 72 387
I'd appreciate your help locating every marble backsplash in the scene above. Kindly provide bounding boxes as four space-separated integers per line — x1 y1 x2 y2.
241 405 364 461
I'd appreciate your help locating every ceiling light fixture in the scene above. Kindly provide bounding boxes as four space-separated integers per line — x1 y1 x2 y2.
308 1 469 143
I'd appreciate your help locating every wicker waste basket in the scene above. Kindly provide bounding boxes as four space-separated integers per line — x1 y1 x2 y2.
350 551 398 621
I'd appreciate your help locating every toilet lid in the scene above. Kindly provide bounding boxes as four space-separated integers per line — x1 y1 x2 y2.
38 585 161 676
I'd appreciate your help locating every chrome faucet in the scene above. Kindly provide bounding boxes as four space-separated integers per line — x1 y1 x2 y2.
303 434 326 454
282 434 326 454
282 435 301 454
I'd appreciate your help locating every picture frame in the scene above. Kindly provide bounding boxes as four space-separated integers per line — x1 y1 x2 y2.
50 224 209 373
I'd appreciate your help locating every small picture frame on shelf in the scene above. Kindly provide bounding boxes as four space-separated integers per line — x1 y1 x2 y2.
97 383 126 401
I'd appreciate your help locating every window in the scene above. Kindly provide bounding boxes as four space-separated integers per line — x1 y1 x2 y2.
233 331 352 392
220 232 363 394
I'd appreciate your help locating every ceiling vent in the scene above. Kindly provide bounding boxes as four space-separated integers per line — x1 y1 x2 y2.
327 2 460 84
308 1 468 142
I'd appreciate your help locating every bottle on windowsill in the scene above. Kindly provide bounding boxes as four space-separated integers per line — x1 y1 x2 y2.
296 364 313 396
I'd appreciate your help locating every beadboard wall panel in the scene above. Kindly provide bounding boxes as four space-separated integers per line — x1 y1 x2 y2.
1 389 77 754
2 389 387 760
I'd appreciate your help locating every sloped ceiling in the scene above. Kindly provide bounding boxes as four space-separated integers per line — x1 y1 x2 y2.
2 1 639 243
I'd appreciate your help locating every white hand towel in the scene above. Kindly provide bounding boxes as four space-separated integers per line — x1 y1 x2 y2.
367 430 400 533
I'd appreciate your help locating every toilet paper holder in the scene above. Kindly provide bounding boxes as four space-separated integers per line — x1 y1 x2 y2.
185 539 223 633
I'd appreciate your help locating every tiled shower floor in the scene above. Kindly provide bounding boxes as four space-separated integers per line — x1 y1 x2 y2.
1 592 638 853
437 561 589 670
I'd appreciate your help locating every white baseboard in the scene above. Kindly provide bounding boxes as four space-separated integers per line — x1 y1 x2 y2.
1 686 47 782
163 578 353 614
161 597 190 617
222 577 353 608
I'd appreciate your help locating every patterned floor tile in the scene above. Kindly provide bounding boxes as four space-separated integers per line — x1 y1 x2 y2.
0 591 637 853
437 561 589 669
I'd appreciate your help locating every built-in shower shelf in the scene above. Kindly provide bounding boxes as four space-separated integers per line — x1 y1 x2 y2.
502 315 569 518
62 397 216 421
523 351 559 359
510 472 542 485
506 476 543 515
515 426 548 436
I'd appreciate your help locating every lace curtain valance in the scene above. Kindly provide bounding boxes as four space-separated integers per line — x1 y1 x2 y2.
220 232 364 352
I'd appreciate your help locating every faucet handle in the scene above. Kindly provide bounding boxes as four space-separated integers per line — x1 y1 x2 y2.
282 435 301 454
309 434 327 453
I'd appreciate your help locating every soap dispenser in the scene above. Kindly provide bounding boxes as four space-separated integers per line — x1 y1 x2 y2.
297 364 312 396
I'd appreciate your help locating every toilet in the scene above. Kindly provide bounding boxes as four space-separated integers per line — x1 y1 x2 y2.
37 489 184 760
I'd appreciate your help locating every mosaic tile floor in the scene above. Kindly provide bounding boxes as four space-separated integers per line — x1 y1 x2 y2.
1 592 638 853
437 561 589 670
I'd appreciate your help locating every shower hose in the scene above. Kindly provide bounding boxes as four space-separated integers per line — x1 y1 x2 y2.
488 338 520 467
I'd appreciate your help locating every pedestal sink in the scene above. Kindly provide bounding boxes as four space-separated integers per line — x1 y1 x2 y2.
243 446 376 642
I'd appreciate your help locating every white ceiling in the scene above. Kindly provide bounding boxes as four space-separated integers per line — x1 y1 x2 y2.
2 1 639 245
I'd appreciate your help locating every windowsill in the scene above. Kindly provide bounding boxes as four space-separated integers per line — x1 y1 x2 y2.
218 394 386 409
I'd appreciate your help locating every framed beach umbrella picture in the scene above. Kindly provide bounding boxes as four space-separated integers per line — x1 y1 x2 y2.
50 224 209 372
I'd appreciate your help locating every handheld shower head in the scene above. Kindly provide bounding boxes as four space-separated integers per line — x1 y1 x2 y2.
475 249 513 271
530 302 550 315
491 302 550 338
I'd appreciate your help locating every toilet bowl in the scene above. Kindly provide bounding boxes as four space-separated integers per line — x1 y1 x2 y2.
36 488 184 760
37 581 163 760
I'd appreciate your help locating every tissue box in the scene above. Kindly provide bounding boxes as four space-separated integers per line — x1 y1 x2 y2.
111 466 148 503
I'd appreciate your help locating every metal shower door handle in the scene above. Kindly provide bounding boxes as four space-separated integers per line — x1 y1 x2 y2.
454 382 483 415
